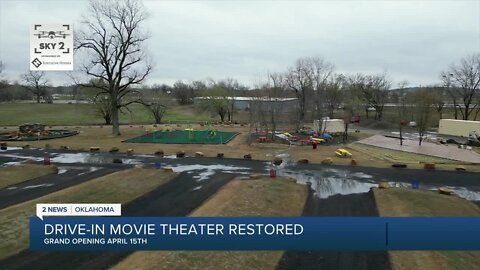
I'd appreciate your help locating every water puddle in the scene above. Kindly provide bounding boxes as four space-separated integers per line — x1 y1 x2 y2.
0 153 43 162
0 147 23 151
23 183 54 189
170 164 251 181
429 187 480 201
192 185 202 191
279 167 480 201
278 168 377 199
51 153 142 165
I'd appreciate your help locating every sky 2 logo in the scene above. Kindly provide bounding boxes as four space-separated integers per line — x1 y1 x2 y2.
30 24 73 71
33 24 70 54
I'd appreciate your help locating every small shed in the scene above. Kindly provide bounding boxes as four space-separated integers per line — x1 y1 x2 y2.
314 119 345 134
438 119 480 137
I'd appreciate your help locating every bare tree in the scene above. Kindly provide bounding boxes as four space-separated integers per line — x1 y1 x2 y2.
76 0 152 135
172 80 194 105
348 73 390 120
285 56 334 129
0 60 7 90
414 90 435 146
66 72 84 103
285 58 313 125
94 94 113 125
142 87 170 124
396 80 409 145
441 73 457 119
21 71 49 103
309 58 335 122
442 53 480 120
324 74 345 118
264 73 288 140
431 86 446 119
216 78 247 122
198 87 230 122
342 79 363 142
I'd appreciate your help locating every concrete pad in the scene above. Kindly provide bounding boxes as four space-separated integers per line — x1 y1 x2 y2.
357 135 480 164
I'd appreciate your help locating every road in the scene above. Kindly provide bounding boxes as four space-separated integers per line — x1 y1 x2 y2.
0 165 127 209
277 191 390 270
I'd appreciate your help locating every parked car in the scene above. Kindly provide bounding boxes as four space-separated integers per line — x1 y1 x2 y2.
350 115 360 123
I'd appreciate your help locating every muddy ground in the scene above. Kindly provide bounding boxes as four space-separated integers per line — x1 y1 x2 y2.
276 190 391 270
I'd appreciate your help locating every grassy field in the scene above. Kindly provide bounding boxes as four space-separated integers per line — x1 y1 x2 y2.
0 103 213 126
0 164 57 188
113 177 309 270
0 168 175 260
374 188 480 270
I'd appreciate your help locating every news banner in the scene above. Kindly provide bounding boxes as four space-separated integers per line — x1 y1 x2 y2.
30 203 480 251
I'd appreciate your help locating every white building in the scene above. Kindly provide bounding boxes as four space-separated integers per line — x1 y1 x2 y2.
194 96 298 111
438 119 480 137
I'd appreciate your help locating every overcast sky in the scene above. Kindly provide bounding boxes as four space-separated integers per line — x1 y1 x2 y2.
0 0 479 88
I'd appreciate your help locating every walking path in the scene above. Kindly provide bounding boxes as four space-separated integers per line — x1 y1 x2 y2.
357 135 480 164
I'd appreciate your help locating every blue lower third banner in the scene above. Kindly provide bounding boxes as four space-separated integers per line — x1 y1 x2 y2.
30 217 480 251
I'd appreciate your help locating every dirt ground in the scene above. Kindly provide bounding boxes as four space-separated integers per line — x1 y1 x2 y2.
112 177 309 270
2 124 477 172
0 164 57 188
373 188 480 270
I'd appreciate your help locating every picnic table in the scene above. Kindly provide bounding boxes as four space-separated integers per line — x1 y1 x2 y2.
289 135 300 141
300 139 311 145
257 136 268 143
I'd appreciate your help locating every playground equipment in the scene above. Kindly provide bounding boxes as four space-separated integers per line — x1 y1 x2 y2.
206 123 217 140
207 129 217 139
335 148 352 158
145 126 156 134
124 127 238 145
318 133 333 141
184 124 195 141
311 137 326 144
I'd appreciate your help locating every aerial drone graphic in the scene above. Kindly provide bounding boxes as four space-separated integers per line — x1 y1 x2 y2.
34 30 69 39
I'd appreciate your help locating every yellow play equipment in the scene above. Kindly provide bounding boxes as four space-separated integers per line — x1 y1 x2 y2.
311 137 326 143
335 148 352 158
145 126 157 134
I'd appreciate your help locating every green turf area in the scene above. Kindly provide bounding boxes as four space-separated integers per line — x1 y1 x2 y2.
124 130 239 144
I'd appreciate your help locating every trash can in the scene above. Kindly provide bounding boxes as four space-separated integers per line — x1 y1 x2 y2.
411 180 420 189
270 167 276 178
43 154 51 165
